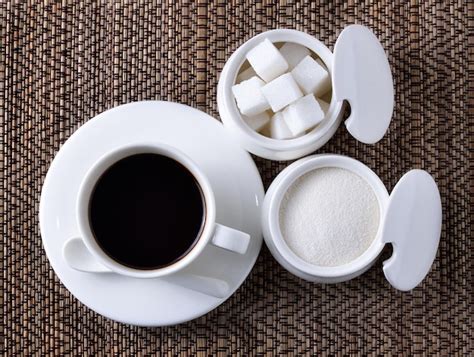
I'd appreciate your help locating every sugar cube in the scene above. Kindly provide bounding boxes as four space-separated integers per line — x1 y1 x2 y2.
279 42 311 69
269 112 294 139
246 39 289 82
317 98 330 113
283 94 326 136
242 111 271 132
291 55 331 96
261 73 303 112
237 66 257 83
232 76 270 116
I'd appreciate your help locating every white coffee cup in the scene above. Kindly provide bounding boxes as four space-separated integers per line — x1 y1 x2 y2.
63 143 251 297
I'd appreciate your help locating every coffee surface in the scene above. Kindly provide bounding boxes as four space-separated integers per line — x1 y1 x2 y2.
89 153 205 269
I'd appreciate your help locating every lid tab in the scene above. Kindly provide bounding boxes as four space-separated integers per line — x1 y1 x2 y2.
381 170 442 291
333 25 394 144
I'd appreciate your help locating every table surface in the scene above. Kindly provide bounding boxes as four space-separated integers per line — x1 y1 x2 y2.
2 1 472 356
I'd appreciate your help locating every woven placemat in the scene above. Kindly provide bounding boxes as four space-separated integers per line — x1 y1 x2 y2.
2 1 473 355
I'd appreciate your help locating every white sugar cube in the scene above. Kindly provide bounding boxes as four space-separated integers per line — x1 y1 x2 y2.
279 42 311 69
269 112 294 139
291 55 331 96
232 76 270 116
237 66 257 83
317 98 330 113
283 94 326 136
242 111 271 132
261 73 303 112
246 39 289 82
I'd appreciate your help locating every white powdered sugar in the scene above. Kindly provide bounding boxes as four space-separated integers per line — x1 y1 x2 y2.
279 167 380 267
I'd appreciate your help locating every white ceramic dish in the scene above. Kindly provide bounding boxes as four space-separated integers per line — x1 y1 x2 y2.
39 101 265 326
217 25 394 160
262 154 442 290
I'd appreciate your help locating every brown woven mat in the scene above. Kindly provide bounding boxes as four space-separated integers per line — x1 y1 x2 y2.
2 1 473 356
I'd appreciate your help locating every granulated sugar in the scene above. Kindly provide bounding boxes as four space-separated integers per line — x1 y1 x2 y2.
279 167 380 267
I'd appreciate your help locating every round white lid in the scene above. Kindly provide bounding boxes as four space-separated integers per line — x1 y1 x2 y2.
381 170 442 291
333 24 394 144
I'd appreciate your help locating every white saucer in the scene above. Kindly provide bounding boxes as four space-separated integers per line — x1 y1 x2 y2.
39 101 264 326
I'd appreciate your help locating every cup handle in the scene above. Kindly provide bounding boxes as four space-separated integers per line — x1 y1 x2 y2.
210 223 251 254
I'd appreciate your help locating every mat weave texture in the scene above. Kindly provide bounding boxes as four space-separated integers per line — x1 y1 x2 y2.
2 1 473 356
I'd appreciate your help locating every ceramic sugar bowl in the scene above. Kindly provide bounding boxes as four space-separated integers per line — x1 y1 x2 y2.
217 25 394 161
261 154 442 291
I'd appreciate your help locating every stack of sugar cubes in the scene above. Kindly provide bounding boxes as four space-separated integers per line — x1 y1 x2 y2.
232 39 332 139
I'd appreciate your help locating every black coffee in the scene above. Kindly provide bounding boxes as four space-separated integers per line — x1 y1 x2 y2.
89 153 205 269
